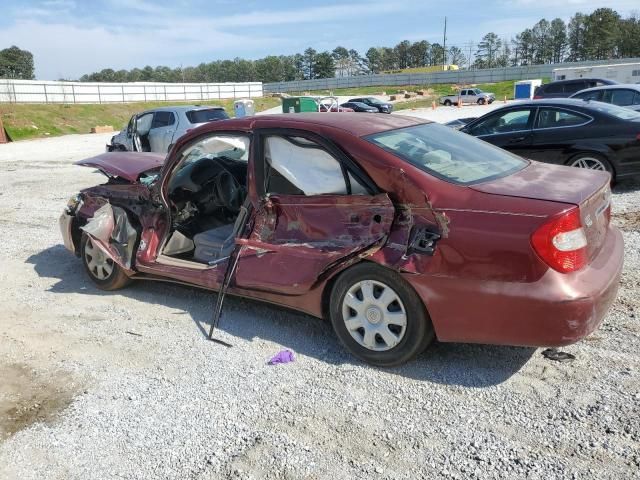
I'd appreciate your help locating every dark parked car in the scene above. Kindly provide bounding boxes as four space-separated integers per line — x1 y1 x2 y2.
460 99 640 181
348 97 393 113
533 78 618 99
444 117 478 129
60 113 622 366
340 101 379 113
571 84 640 112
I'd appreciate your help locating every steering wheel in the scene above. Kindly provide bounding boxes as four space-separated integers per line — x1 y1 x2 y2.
215 171 244 213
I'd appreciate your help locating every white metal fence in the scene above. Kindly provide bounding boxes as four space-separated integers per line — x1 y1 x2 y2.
0 80 263 103
264 57 640 93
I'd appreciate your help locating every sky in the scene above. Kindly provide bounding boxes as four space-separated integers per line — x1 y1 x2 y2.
0 0 638 80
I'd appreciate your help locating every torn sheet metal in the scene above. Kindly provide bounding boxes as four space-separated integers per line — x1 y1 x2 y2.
81 203 137 270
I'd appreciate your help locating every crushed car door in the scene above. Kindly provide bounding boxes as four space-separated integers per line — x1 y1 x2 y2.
233 132 395 296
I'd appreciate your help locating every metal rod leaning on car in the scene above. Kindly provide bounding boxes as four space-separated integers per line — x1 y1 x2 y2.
207 243 243 347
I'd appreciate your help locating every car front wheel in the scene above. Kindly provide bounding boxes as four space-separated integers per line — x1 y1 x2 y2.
443 100 452 106
81 234 131 290
329 263 434 367
478 98 486 105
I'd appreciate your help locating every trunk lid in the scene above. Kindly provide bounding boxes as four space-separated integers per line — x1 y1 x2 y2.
76 152 165 183
472 161 612 261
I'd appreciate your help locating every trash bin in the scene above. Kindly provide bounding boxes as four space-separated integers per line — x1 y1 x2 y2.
514 79 542 100
281 96 320 113
234 99 255 118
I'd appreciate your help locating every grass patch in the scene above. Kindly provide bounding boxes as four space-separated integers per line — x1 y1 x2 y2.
297 79 541 101
0 97 280 141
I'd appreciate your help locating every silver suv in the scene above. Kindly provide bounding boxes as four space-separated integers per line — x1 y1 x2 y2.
107 105 229 153
571 84 640 112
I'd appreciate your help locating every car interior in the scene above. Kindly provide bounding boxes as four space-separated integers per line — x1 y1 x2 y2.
163 135 250 265
133 113 153 152
160 133 369 266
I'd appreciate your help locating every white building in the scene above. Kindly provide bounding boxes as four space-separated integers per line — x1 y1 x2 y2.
552 63 640 84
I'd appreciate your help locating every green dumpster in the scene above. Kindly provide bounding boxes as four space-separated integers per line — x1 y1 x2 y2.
282 96 319 113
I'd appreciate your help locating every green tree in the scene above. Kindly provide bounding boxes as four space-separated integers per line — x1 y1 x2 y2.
447 46 466 67
429 43 445 66
616 14 640 58
548 18 567 63
531 19 552 64
394 40 411 69
365 47 383 73
0 45 35 79
474 33 502 68
408 41 429 68
302 48 317 79
514 28 535 65
313 51 335 79
332 46 350 77
583 8 621 59
567 13 587 61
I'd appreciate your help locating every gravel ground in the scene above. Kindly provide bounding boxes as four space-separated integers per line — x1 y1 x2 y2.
0 130 639 480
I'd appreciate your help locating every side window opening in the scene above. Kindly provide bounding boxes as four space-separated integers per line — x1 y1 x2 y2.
151 111 175 129
536 108 589 129
263 135 367 196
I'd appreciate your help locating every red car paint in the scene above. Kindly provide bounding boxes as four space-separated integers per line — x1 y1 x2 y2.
64 113 623 348
77 152 164 182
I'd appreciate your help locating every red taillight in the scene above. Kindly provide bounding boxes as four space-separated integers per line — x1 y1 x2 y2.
533 95 543 100
531 208 588 273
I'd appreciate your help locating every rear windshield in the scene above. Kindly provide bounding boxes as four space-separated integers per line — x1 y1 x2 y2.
186 108 229 124
366 123 527 185
588 101 640 121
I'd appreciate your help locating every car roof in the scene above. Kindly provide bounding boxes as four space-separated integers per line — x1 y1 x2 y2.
543 78 617 86
202 113 428 136
497 98 597 108
574 84 640 93
141 105 225 114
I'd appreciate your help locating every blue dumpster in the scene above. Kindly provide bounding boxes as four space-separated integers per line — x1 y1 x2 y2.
514 79 542 100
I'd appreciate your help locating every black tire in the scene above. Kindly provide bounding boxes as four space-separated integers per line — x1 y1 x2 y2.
566 152 615 180
443 99 452 106
329 262 434 367
80 234 131 291
478 98 486 105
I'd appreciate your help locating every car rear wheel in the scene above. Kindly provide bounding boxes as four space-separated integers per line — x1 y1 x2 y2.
567 153 614 177
81 234 131 290
329 263 434 367
478 98 486 105
444 99 452 106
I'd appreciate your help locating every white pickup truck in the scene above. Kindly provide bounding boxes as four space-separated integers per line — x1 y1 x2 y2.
440 88 495 106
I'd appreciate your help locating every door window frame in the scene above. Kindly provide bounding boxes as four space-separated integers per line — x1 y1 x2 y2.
253 128 379 198
151 111 176 129
532 107 593 131
467 107 537 137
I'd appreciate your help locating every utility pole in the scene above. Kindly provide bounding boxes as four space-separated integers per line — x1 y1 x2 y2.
442 16 447 69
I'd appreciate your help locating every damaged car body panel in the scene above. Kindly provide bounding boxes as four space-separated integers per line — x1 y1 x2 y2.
60 113 624 366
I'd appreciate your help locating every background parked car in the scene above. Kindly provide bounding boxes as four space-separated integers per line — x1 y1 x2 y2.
533 78 617 99
440 88 495 106
460 99 640 181
107 105 229 153
348 97 393 113
570 84 640 112
339 101 379 113
444 117 478 130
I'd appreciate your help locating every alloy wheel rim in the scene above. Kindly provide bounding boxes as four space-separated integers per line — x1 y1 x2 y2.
84 237 114 280
570 157 606 171
342 280 407 352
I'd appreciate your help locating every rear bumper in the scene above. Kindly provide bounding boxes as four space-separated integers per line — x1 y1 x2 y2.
408 226 624 347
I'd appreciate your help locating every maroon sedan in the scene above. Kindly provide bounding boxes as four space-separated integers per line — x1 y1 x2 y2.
59 114 623 366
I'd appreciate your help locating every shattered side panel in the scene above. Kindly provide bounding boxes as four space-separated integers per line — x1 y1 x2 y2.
233 193 394 295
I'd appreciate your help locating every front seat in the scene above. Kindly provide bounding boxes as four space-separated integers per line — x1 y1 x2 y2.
192 201 250 264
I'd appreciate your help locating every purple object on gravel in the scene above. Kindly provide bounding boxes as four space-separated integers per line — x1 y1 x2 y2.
268 349 295 365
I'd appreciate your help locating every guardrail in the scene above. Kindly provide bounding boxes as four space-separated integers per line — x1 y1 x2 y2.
264 57 640 93
0 80 264 104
